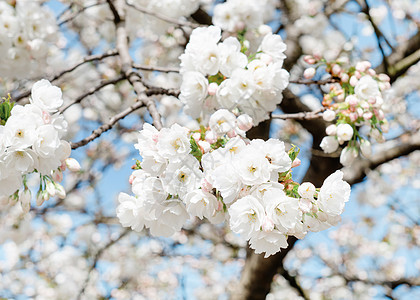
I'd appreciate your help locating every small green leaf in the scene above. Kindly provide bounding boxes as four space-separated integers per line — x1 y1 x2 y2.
190 136 203 162
288 144 300 162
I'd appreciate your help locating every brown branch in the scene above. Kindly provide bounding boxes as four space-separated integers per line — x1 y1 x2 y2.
344 133 420 185
58 1 107 26
289 78 339 85
271 107 326 120
132 63 180 73
113 0 163 130
125 1 200 28
70 100 145 149
12 50 118 103
59 75 126 113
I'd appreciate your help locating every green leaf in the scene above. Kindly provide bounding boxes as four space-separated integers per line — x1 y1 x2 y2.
288 144 300 162
0 94 14 124
190 136 203 162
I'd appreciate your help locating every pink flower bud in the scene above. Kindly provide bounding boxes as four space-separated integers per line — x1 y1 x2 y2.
192 132 201 142
291 158 301 168
129 174 135 185
227 129 237 138
236 114 253 131
65 158 81 172
361 101 370 110
340 73 349 82
299 198 312 213
368 97 376 105
303 55 316 64
303 67 316 79
198 140 211 153
377 109 385 121
207 82 218 96
355 70 362 79
378 73 390 82
363 112 373 120
368 68 376 76
349 76 358 86
332 64 341 75
349 112 358 122
345 95 358 107
355 62 365 72
205 130 217 143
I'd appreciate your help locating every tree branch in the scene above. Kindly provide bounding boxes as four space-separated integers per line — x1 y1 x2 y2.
70 100 145 149
271 107 325 120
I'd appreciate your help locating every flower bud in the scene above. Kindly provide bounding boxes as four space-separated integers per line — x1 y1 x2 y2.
46 181 56 197
303 67 316 79
326 124 337 136
236 114 253 131
340 73 349 82
323 110 336 122
340 146 358 166
207 82 218 96
205 130 217 143
320 136 339 153
258 24 272 36
360 139 372 158
303 55 316 64
192 132 201 142
198 140 211 153
349 75 358 86
291 158 301 168
65 158 81 172
337 123 354 143
298 182 316 199
345 95 358 106
55 184 66 199
332 64 341 75
299 198 312 213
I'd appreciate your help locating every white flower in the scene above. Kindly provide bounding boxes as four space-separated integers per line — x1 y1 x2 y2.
184 189 218 219
336 123 354 143
30 79 63 112
326 124 337 136
249 230 288 258
320 136 339 153
264 188 301 232
218 37 247 77
179 71 208 118
317 170 351 217
298 182 316 199
3 148 37 174
146 198 188 237
157 123 190 161
211 162 243 204
235 149 271 185
229 195 265 239
117 193 145 232
340 146 358 166
259 33 287 64
3 115 38 149
33 124 61 158
209 109 237 136
354 75 380 100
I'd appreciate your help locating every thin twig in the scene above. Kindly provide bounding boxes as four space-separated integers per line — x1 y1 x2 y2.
70 100 145 149
59 75 126 113
59 1 107 26
12 50 118 103
271 107 326 120
125 0 200 28
113 0 163 130
289 78 340 85
132 63 180 73
76 229 130 299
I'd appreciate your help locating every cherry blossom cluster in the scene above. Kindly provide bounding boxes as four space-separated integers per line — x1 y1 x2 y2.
0 80 79 213
179 25 289 125
304 58 390 166
213 0 276 32
0 1 58 79
117 110 351 257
